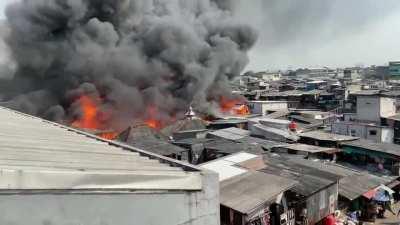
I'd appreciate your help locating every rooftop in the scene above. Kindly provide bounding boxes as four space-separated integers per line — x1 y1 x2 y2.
341 139 400 158
274 144 339 154
0 106 202 191
300 131 359 142
201 153 297 214
220 171 296 214
207 127 250 141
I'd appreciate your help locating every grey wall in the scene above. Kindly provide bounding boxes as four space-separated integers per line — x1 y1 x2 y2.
0 172 219 225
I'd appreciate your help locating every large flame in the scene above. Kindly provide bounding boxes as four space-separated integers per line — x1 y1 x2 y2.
71 95 100 129
144 106 164 130
219 96 250 116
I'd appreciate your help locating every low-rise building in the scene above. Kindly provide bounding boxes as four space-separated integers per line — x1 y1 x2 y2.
248 101 289 115
354 91 397 123
341 139 400 176
332 121 394 143
201 153 297 225
0 106 219 225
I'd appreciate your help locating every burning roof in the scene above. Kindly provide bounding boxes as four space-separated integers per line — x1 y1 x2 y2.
1 0 257 133
117 125 185 157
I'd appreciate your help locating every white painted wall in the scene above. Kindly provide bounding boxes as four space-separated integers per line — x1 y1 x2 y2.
381 128 395 143
356 96 381 122
248 101 288 115
332 122 394 143
380 97 397 118
0 172 220 225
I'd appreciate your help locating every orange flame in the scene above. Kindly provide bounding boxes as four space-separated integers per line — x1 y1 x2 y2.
98 131 119 140
71 95 101 129
145 106 164 130
219 96 250 116
234 105 250 115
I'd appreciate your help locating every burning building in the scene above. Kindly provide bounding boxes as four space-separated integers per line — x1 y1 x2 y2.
0 0 257 135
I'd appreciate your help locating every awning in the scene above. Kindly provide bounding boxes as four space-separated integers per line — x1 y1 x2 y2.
362 185 394 200
363 189 377 199
377 184 395 195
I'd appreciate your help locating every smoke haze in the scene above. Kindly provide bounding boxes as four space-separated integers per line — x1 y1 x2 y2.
230 0 400 70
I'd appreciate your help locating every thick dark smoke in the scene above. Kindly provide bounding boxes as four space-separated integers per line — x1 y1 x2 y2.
1 0 257 130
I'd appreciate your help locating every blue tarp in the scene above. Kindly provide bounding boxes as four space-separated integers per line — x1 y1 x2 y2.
373 190 390 202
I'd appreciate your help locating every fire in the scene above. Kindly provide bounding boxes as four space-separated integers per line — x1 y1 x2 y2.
219 96 250 116
233 105 250 115
97 131 119 140
144 106 164 130
71 95 101 129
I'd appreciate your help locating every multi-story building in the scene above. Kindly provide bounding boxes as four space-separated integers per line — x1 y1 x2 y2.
389 61 400 79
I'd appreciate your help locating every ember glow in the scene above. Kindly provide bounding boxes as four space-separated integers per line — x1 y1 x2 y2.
97 131 119 140
219 96 250 116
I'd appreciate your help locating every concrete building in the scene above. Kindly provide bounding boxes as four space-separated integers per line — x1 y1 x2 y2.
252 72 282 81
355 92 397 123
248 101 289 116
0 107 219 225
389 61 400 78
332 121 394 143
344 69 361 80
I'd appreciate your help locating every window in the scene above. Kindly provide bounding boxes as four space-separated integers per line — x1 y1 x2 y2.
369 130 377 136
350 130 356 136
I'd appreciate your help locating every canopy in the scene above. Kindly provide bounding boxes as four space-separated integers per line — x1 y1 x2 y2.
373 190 390 202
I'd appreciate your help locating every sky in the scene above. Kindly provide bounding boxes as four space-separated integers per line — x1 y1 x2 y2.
1 0 400 72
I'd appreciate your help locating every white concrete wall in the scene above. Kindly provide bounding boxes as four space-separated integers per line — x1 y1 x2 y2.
248 102 288 115
0 172 220 225
381 128 394 143
356 96 381 122
380 97 396 118
332 122 394 143
366 126 382 143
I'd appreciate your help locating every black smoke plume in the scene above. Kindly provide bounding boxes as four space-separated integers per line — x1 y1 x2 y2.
1 0 257 130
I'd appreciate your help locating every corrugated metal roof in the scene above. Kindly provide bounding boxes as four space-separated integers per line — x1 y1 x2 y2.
276 144 338 154
264 154 397 201
341 139 400 157
300 131 359 142
207 127 250 141
200 152 258 181
252 124 299 142
0 107 202 191
220 171 297 214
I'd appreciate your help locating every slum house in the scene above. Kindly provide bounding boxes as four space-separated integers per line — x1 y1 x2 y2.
317 92 341 111
201 153 298 225
260 155 339 225
384 114 400 145
117 125 188 160
172 138 214 164
175 127 285 164
0 106 219 225
172 129 209 141
299 130 359 148
276 155 397 207
247 101 289 116
207 127 251 141
340 139 400 176
160 117 208 138
251 124 299 143
208 119 248 130
271 143 340 161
